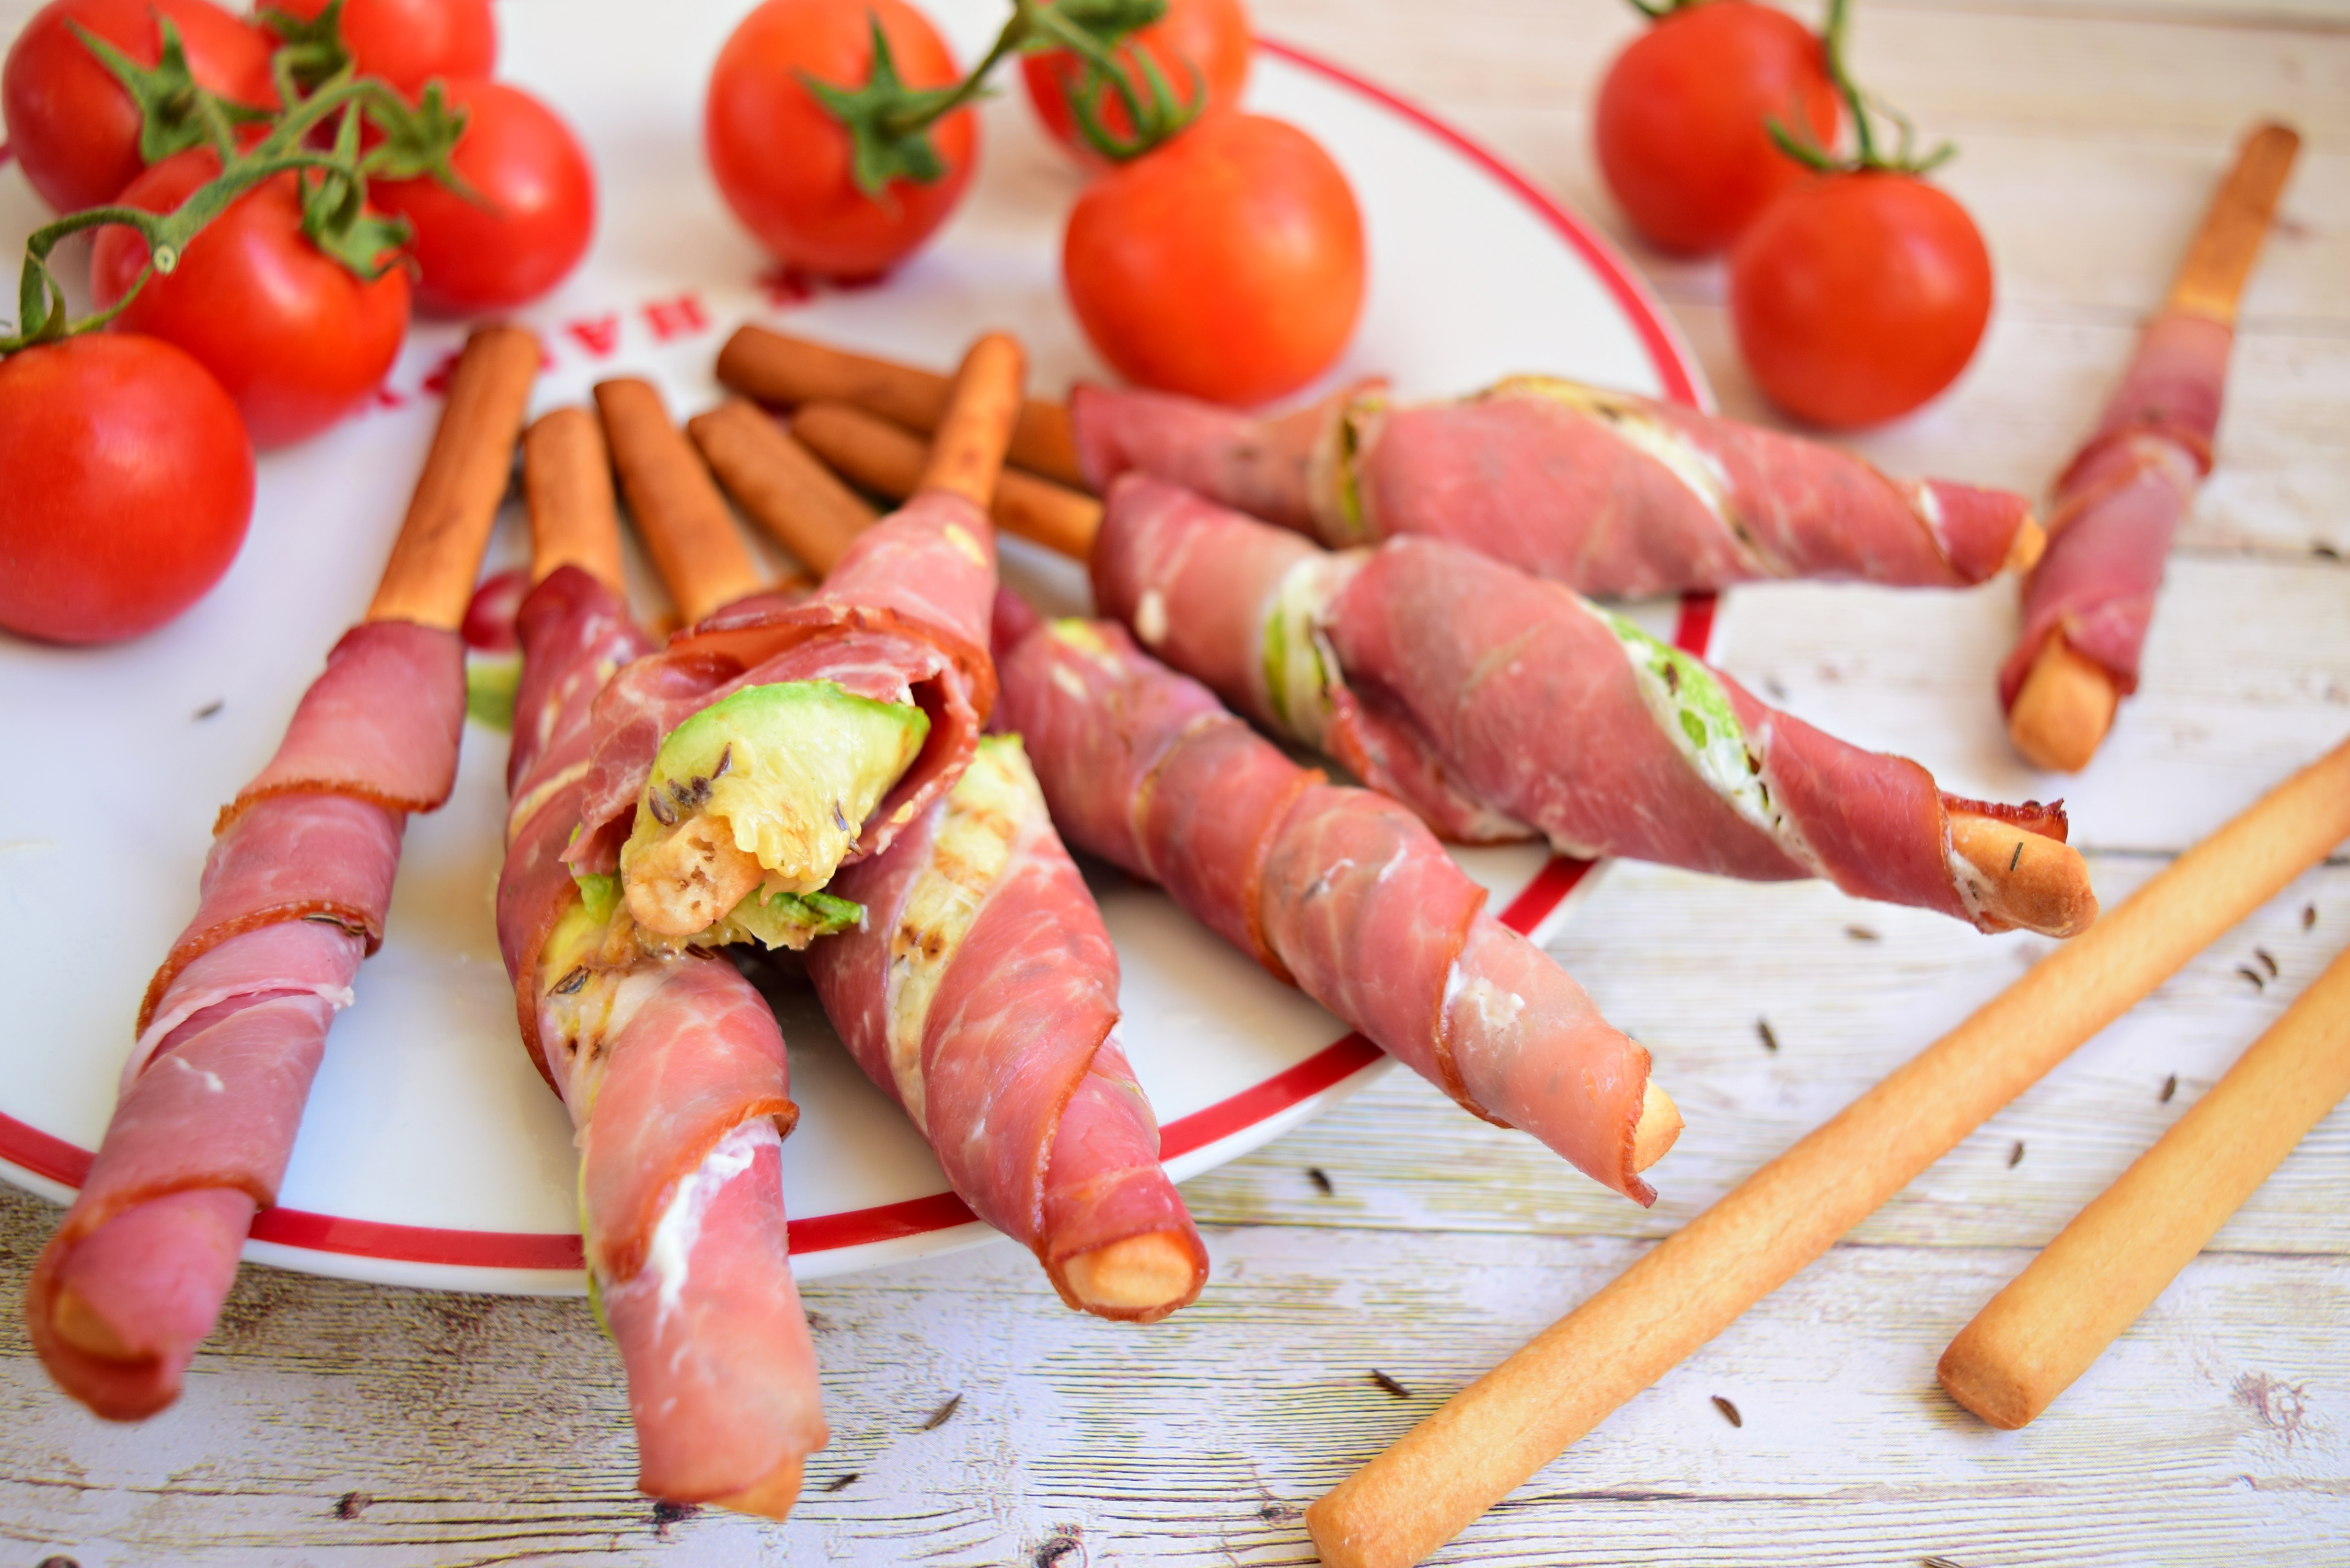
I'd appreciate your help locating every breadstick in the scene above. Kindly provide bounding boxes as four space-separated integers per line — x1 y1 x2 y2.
2002 515 2047 577
593 378 766 626
688 398 878 575
366 326 542 628
792 401 1102 560
1948 810 2098 938
2167 121 2301 327
919 333 1027 508
2010 635 2123 774
523 408 627 595
716 324 1084 487
1307 734 2350 1568
1939 939 2350 1429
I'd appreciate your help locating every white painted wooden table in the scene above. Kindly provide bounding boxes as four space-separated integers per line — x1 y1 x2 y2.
5 0 2348 1563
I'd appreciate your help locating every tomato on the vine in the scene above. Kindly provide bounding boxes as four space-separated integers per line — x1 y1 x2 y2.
1064 111 1363 407
1 0 275 213
263 0 495 101
372 79 596 313
1729 170 1992 428
1594 0 1838 257
0 335 255 645
1021 0 1251 167
90 145 411 449
705 0 976 280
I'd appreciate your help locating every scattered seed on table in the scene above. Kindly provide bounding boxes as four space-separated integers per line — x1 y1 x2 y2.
332 1492 368 1520
2256 948 2278 977
193 699 224 720
1036 1534 1082 1567
1846 925 1881 942
920 1392 963 1431
2306 904 2319 930
2161 1074 2178 1103
2239 966 2266 991
1711 1394 1743 1427
1370 1369 1412 1400
2008 1140 2025 1168
1306 1167 1334 1196
1757 1019 1779 1053
825 1472 859 1493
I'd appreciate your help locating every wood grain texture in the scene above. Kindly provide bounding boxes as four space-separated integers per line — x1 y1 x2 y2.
3 0 2347 1561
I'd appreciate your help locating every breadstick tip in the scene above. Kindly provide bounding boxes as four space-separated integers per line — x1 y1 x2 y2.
1061 1231 1201 1320
1632 1080 1682 1173
2003 514 2047 577
1949 811 2100 938
919 332 1029 506
1936 1337 2035 1431
710 1455 805 1520
48 1286 139 1362
2009 636 2119 774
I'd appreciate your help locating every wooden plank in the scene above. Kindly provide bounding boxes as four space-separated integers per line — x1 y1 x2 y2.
3 1196 2344 1564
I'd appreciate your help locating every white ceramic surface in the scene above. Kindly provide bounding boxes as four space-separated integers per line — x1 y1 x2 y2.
0 0 1705 1293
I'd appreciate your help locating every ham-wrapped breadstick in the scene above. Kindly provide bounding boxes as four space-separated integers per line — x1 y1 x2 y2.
995 594 1681 1203
1067 375 2044 598
493 406 824 1516
1096 475 2097 939
2002 123 2300 771
27 328 539 1420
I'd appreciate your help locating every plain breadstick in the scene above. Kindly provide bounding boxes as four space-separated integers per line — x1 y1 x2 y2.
1939 940 2350 1429
1307 734 2350 1568
688 398 878 575
2009 636 2123 775
367 326 542 628
1947 811 2099 938
792 401 1102 560
715 324 1083 487
523 408 627 595
919 334 1027 508
593 378 766 626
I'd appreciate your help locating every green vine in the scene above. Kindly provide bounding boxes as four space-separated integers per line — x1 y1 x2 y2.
1 9 467 354
806 0 1190 195
1769 0 1953 176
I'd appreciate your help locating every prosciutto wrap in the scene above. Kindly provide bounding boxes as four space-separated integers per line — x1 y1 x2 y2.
566 489 996 904
805 734 1208 1319
1999 311 2230 709
494 566 826 1506
1070 376 2035 598
29 622 464 1420
995 597 1664 1202
1096 475 2075 935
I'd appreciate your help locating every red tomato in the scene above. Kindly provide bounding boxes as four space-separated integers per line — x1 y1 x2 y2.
705 0 975 280
0 334 254 645
1063 111 1363 407
1729 171 1992 428
1594 0 1838 257
89 146 412 449
265 0 495 101
371 79 596 314
1 0 275 213
1020 0 1252 168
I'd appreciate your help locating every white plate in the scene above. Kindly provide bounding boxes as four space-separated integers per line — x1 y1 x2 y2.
0 0 1708 1293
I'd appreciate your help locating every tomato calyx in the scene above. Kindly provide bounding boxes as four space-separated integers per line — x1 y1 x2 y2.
1767 0 1952 177
804 0 1176 195
252 0 361 97
2 13 466 353
1051 14 1204 163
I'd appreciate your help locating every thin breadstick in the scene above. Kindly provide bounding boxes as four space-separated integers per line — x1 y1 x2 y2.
593 378 766 626
1939 939 2350 1431
715 324 1084 487
1633 1081 1683 1173
2009 635 2122 774
687 398 878 576
2002 514 2047 577
1948 811 2098 937
1307 735 2350 1568
523 408 627 594
792 401 1102 560
1064 1232 1204 1315
366 326 542 628
920 333 1027 508
2167 122 2301 327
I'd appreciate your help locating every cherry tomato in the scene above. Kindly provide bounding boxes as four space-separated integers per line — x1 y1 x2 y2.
371 79 596 314
0 334 254 645
1063 111 1363 407
2 0 275 213
264 0 495 101
89 146 412 449
705 0 975 280
1729 170 1992 428
1020 0 1251 169
1594 0 1838 257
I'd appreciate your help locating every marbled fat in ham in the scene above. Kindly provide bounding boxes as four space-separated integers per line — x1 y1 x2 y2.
995 602 1661 1202
1071 377 2034 597
567 490 997 878
806 733 1207 1320
30 619 465 1420
2002 310 2233 705
1093 477 2068 934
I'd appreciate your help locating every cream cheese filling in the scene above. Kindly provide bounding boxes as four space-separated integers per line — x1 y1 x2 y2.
1260 550 1366 748
1495 375 1737 529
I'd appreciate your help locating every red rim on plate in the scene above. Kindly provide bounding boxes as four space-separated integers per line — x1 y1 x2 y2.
0 38 1712 1273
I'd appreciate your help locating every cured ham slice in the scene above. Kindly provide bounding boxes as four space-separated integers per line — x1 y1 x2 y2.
496 521 825 1506
24 327 539 1422
1092 476 2098 941
805 734 1209 1320
993 594 1676 1204
1069 376 2037 598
